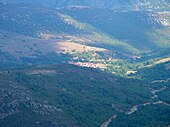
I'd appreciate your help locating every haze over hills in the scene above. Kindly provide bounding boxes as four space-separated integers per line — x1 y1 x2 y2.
0 2 169 61
0 0 170 127
1 0 170 11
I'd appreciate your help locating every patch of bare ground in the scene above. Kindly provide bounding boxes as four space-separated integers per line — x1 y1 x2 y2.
145 58 170 68
155 58 170 65
56 41 106 53
69 62 107 69
26 70 58 75
125 70 137 75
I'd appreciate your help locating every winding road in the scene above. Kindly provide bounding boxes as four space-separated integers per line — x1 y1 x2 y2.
100 115 117 127
100 83 170 127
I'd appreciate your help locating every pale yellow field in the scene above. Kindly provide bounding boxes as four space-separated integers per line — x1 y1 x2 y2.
56 41 106 53
155 58 170 65
0 31 107 58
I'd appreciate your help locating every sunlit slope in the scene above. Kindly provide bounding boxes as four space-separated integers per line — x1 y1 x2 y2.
1 3 170 54
0 4 140 54
61 8 170 51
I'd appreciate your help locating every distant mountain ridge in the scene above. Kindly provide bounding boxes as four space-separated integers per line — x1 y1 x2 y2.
1 0 170 11
0 2 169 57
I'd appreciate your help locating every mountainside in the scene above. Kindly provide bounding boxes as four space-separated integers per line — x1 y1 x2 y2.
0 64 165 127
110 61 170 127
1 0 170 11
60 8 170 50
0 1 170 127
0 3 169 63
0 62 170 127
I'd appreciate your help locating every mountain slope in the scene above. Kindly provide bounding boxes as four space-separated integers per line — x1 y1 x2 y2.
0 3 139 61
0 1 170 127
0 3 169 56
0 64 153 127
60 8 170 50
109 61 170 127
1 0 170 11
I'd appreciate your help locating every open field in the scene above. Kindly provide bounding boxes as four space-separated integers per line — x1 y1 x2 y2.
0 31 107 59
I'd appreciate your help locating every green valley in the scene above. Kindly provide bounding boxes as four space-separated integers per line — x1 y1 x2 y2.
0 1 170 127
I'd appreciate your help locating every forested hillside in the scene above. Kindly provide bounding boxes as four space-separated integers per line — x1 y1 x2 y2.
0 0 170 127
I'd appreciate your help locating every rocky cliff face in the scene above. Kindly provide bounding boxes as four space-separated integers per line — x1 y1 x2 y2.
1 0 169 11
